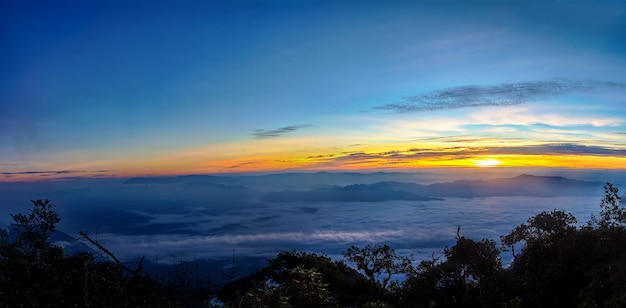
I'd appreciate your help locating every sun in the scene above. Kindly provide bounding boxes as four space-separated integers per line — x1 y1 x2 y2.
473 158 501 167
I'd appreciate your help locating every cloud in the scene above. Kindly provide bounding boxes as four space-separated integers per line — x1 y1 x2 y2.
488 143 626 156
468 106 624 128
302 142 626 168
413 135 522 144
90 229 418 260
0 170 83 176
253 124 312 139
227 161 257 169
374 80 625 113
0 169 117 180
304 148 486 168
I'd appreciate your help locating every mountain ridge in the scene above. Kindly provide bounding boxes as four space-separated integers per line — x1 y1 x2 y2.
257 174 605 202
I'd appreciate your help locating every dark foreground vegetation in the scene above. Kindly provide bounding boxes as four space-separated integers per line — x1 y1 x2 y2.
1 184 626 307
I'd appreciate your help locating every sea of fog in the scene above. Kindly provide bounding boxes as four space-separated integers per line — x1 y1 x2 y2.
0 169 623 269
79 196 604 265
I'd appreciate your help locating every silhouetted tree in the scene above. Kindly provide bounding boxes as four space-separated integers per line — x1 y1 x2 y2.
344 244 412 289
0 199 182 307
500 184 626 307
595 182 626 228
234 266 334 308
401 232 505 307
219 250 380 306
501 209 577 257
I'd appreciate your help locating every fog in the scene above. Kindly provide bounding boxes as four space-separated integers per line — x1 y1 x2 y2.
1 168 623 266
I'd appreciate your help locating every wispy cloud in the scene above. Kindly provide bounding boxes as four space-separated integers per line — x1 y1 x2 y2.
304 142 626 168
0 170 83 176
253 124 312 139
468 106 624 128
413 135 523 144
488 143 626 156
227 161 258 169
374 80 625 113
306 148 487 167
0 169 121 180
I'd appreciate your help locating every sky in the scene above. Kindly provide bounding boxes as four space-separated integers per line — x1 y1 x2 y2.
2 0 626 181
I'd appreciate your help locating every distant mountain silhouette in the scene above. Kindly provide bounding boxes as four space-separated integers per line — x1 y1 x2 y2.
122 172 432 190
259 174 605 202
124 173 605 202
50 230 99 256
404 174 604 198
6 227 98 257
123 175 231 185
260 183 442 202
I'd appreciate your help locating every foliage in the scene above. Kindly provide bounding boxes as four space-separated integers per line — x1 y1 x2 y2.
500 183 626 307
268 251 380 305
343 244 412 289
597 182 626 228
219 250 381 306
0 199 182 307
501 209 577 256
400 234 506 307
506 218 626 307
231 266 333 308
4 199 60 261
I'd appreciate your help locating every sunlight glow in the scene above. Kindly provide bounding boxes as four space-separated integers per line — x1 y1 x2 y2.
473 158 502 168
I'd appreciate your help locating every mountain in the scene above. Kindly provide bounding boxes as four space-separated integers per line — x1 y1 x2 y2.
6 227 98 257
50 230 99 256
388 174 604 198
123 173 605 202
418 174 603 198
259 174 605 202
260 182 442 202
122 172 432 190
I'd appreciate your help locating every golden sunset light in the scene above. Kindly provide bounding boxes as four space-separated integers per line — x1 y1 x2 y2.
473 158 502 168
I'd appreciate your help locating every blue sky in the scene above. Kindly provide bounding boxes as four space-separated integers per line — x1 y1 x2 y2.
2 0 626 180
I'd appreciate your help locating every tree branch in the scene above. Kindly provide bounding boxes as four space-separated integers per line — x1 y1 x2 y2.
78 231 144 278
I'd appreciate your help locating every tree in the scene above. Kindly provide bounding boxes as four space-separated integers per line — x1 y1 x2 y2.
501 209 577 257
500 185 626 307
234 266 334 308
0 199 67 305
343 244 412 289
445 237 502 284
219 250 380 306
595 182 626 228
444 235 504 307
400 232 505 308
4 199 61 261
0 199 182 307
